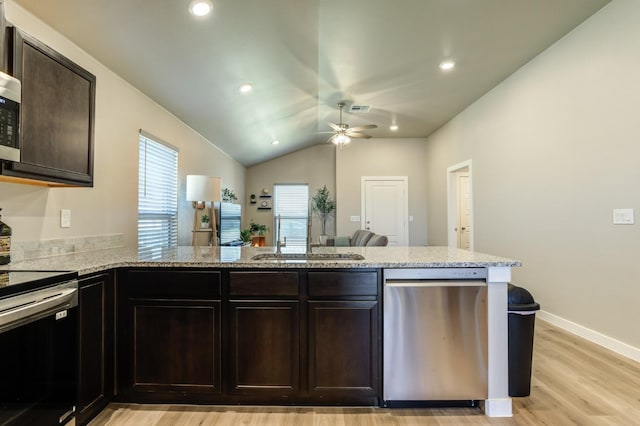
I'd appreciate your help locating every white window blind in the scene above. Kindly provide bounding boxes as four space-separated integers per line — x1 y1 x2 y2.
274 184 309 250
138 132 178 248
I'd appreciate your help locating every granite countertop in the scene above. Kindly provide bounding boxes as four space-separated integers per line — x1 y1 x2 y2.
0 245 521 276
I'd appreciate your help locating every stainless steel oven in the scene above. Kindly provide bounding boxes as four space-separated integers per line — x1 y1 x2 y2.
0 271 78 425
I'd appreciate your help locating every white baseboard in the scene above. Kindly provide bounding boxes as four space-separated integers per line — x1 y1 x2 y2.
537 310 640 363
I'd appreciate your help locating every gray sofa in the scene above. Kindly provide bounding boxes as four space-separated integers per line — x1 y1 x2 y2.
327 230 388 247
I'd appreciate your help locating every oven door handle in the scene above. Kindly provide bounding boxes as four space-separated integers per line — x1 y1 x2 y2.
0 287 78 331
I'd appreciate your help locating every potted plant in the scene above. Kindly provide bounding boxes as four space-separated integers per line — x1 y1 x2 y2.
311 185 336 245
240 229 252 246
200 213 210 228
249 220 269 246
222 188 237 203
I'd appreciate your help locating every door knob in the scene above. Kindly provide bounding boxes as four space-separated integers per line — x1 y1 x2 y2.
461 227 466 231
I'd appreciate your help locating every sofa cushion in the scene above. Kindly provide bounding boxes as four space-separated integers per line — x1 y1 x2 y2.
351 230 374 246
365 234 388 246
333 235 351 246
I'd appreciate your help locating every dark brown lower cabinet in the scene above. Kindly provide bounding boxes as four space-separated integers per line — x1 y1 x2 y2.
114 268 380 406
116 270 222 403
228 301 299 400
132 300 221 394
308 301 379 401
77 272 114 426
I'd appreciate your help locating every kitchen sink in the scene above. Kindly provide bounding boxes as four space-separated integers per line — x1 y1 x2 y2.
251 252 365 261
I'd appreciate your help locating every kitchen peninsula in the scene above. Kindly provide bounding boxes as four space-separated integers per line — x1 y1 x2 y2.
1 245 520 422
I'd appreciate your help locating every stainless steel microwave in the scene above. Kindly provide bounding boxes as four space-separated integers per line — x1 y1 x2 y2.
0 71 20 162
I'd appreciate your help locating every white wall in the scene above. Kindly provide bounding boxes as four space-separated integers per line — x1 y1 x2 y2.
336 138 428 246
424 0 640 350
0 3 245 248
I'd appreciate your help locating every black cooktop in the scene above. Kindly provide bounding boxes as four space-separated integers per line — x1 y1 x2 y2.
0 270 78 298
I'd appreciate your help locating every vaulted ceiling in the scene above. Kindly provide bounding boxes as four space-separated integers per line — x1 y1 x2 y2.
14 0 610 166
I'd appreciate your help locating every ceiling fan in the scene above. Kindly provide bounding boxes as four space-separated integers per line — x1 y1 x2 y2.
324 102 377 148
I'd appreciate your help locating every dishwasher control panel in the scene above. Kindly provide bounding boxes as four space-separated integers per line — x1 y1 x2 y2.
384 267 487 281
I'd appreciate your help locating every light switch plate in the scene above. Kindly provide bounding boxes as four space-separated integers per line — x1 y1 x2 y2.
60 209 71 228
612 208 634 225
350 215 361 222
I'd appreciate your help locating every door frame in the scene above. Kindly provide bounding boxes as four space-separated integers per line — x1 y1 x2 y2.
361 176 409 246
446 160 474 250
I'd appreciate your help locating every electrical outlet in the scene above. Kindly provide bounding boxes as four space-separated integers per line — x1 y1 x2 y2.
60 209 71 228
612 208 634 225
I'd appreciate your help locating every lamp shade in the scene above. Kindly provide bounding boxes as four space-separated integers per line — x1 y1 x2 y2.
186 175 221 202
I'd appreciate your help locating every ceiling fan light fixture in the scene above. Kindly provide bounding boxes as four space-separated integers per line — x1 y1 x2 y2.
390 124 399 131
439 60 455 71
333 133 351 146
189 0 213 17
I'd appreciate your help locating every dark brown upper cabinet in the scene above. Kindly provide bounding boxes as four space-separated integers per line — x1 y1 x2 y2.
6 28 96 187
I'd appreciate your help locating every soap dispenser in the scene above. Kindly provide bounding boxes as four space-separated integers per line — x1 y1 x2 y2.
0 208 11 265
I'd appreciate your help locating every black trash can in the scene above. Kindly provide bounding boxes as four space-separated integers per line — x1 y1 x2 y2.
507 283 540 397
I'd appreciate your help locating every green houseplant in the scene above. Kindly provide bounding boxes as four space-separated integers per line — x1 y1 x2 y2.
222 187 237 203
249 220 269 246
311 185 336 243
240 229 252 245
249 220 269 236
200 213 210 228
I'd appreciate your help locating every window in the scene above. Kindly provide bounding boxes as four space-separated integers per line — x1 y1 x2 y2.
274 184 309 250
138 131 178 248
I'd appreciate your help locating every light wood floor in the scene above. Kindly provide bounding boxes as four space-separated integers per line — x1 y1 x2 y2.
90 320 640 425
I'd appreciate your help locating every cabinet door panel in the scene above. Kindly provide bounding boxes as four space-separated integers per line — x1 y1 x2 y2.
79 281 104 406
308 301 379 396
229 301 299 394
229 271 299 296
11 29 96 186
127 270 221 298
77 273 113 426
308 271 378 297
132 301 221 394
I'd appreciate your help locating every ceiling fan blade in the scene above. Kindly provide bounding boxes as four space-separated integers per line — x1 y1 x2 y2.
348 124 378 131
346 132 372 139
328 122 341 131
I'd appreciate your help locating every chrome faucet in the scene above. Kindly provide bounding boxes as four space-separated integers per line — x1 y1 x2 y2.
276 215 286 254
306 213 312 254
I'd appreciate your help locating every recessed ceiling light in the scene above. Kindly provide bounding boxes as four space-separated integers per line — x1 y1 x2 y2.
271 139 280 145
239 83 253 93
189 0 213 17
439 60 455 71
389 124 399 131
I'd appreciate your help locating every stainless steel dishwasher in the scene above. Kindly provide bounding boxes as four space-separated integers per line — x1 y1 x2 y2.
383 268 488 405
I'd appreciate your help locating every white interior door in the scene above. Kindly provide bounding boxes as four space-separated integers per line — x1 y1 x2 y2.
362 177 408 246
447 160 474 250
457 173 471 249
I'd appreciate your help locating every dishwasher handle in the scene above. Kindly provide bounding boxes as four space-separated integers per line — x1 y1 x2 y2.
385 279 486 288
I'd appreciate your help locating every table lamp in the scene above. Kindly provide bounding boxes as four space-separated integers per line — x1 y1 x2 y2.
186 175 221 246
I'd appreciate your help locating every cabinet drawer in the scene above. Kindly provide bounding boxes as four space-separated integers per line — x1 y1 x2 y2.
229 271 299 296
308 271 378 297
126 270 221 298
